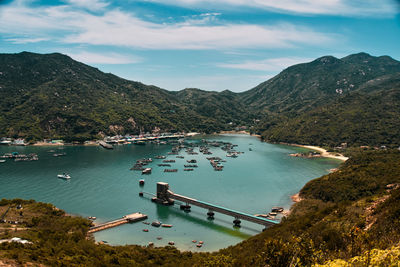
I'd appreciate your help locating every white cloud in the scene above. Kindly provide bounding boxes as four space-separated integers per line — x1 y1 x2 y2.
218 57 313 71
0 1 334 49
64 0 109 11
65 51 142 64
145 0 398 16
6 37 49 44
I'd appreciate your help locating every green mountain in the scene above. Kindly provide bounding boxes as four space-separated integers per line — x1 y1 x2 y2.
0 52 250 141
1 51 399 147
247 53 400 147
257 72 400 147
171 88 253 124
241 52 400 114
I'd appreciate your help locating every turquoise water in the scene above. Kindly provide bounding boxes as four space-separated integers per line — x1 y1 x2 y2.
0 134 340 251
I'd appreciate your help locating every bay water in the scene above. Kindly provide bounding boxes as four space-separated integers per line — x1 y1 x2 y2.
0 134 340 251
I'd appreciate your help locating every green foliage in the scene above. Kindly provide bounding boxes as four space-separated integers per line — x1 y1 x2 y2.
300 150 400 202
241 52 400 114
0 52 253 141
251 54 400 147
259 84 400 147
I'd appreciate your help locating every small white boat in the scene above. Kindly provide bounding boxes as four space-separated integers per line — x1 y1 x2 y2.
57 173 71 179
0 160 5 163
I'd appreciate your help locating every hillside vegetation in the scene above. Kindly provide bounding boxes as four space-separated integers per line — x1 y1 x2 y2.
0 52 250 141
258 76 400 147
249 54 400 147
241 52 400 113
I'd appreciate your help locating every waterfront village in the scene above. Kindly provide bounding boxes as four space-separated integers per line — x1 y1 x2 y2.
0 132 192 147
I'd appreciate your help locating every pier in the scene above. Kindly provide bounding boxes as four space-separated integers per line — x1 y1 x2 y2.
88 212 147 233
147 182 278 228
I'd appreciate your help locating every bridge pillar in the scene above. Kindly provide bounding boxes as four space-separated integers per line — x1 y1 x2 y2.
233 218 241 227
180 204 191 211
207 211 215 220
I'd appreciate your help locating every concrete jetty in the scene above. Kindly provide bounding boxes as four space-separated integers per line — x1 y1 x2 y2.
88 212 147 233
149 182 278 228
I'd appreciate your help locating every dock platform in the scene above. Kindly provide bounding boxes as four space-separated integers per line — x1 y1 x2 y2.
88 212 147 233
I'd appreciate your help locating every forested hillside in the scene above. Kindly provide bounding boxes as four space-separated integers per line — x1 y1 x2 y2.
1 51 399 148
0 52 251 141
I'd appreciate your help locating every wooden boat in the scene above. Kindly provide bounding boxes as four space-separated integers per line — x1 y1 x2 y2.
164 169 178 172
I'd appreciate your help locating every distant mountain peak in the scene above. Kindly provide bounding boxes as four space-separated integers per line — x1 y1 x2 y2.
341 52 373 62
312 55 341 65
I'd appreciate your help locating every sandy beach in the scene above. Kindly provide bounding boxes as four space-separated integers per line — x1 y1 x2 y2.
292 144 349 161
219 130 261 138
32 142 64 146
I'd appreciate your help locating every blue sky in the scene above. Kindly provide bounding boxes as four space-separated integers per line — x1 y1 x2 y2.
1 0 400 92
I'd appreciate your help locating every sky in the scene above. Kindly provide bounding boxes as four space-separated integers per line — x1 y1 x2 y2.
0 0 400 92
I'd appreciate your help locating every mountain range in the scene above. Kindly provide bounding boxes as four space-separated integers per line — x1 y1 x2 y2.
1 51 399 146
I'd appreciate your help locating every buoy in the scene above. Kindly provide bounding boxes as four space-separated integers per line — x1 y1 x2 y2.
143 229 149 232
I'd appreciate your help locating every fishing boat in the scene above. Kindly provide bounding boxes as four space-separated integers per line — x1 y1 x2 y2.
57 173 71 179
142 168 152 174
151 221 161 227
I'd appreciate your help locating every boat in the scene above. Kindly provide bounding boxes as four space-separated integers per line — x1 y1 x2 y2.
0 160 5 163
161 224 172 228
151 221 161 227
142 168 152 175
88 216 97 220
57 173 71 179
271 207 284 213
139 179 145 186
164 169 178 172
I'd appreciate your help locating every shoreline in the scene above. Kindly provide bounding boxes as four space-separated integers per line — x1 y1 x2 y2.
218 130 261 138
290 144 349 162
287 144 347 207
